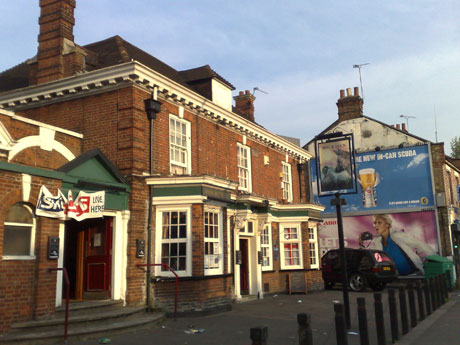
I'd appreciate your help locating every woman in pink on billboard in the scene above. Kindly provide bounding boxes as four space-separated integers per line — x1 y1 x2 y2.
360 214 436 275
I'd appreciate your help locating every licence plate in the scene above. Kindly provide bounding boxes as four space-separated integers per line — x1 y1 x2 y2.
383 266 391 271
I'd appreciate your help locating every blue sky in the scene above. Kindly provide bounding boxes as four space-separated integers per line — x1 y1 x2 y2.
1 1 459 153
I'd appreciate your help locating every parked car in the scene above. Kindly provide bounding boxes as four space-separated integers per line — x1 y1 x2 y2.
321 248 398 292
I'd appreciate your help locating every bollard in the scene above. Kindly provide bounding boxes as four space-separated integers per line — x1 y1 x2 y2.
407 283 417 328
429 277 437 311
388 289 399 343
441 273 448 302
399 286 409 335
446 270 452 291
357 298 369 345
415 281 425 321
436 275 443 306
439 274 446 304
374 293 386 345
250 326 268 345
334 302 348 345
297 313 313 345
423 279 432 316
435 275 443 306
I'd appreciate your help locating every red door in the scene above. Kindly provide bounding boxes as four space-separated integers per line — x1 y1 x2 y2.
85 218 112 296
239 239 249 294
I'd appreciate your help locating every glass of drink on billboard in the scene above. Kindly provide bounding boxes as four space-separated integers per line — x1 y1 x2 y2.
359 168 378 208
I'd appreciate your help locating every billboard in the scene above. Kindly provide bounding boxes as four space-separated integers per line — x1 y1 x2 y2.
312 145 434 214
315 136 356 195
319 211 438 275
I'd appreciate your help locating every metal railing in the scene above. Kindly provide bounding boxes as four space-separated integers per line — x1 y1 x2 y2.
48 267 70 343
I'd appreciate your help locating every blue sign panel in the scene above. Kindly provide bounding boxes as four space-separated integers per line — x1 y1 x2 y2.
311 145 434 214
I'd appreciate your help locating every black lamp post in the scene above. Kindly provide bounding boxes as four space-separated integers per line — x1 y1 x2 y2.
144 97 161 312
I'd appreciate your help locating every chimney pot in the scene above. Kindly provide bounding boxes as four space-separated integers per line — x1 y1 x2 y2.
239 91 244 96
402 123 407 132
346 88 352 96
396 124 400 130
354 87 359 96
340 90 345 98
245 90 250 95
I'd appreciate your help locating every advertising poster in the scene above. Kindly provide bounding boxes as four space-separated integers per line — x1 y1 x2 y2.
316 137 355 195
319 211 438 275
312 145 434 214
36 185 67 219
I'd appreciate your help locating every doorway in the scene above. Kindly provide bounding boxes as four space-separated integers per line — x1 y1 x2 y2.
239 238 249 295
64 217 113 300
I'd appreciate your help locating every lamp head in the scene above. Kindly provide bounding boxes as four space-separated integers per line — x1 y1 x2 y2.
144 99 162 120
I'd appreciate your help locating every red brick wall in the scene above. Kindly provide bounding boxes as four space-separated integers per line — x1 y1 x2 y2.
260 221 322 294
0 172 62 332
13 83 312 313
0 112 82 168
151 276 232 313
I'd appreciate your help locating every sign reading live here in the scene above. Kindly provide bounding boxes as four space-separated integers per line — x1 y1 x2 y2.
311 144 434 214
36 185 105 221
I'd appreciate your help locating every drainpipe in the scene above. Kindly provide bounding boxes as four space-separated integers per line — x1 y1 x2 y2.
144 95 162 312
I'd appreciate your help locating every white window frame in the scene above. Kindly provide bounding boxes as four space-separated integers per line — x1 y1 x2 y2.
308 226 319 269
260 223 273 271
279 224 303 270
281 162 293 202
204 206 224 275
237 143 252 192
2 204 36 260
169 115 191 175
155 205 192 277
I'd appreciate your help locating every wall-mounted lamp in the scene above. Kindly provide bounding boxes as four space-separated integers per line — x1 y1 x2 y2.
144 98 162 120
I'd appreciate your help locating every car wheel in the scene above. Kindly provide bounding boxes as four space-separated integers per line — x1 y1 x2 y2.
324 281 335 290
349 272 366 292
370 281 386 291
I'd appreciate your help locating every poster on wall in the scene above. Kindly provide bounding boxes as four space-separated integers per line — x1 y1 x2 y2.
312 144 434 214
319 211 438 275
36 186 105 221
315 135 356 196
36 185 67 219
66 190 105 221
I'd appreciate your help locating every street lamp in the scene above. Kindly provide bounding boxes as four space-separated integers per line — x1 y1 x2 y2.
144 97 161 312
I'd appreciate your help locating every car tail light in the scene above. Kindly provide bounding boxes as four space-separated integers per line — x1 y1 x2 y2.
372 267 381 272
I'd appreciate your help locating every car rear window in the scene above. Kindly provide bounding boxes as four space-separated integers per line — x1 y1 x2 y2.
373 251 393 263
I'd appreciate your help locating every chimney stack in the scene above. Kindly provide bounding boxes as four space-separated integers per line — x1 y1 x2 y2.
336 86 363 121
233 90 256 122
29 0 86 85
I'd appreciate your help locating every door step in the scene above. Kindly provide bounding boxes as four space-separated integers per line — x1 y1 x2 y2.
0 300 165 345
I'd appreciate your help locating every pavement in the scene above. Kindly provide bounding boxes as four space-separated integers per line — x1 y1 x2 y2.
67 287 460 345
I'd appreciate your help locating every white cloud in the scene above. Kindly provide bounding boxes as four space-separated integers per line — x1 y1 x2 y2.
407 153 429 168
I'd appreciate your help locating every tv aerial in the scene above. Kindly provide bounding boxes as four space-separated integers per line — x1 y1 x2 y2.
353 63 370 100
400 114 416 131
252 87 268 96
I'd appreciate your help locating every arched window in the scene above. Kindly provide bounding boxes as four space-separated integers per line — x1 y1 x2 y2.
3 203 35 258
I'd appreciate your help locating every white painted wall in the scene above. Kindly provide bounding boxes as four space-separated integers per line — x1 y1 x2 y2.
212 79 232 111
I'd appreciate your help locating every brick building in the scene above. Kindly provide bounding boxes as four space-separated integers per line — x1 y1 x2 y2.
305 87 459 282
0 0 323 332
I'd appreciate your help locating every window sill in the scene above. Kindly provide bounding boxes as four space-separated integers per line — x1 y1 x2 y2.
151 273 232 283
279 267 304 271
2 255 36 261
